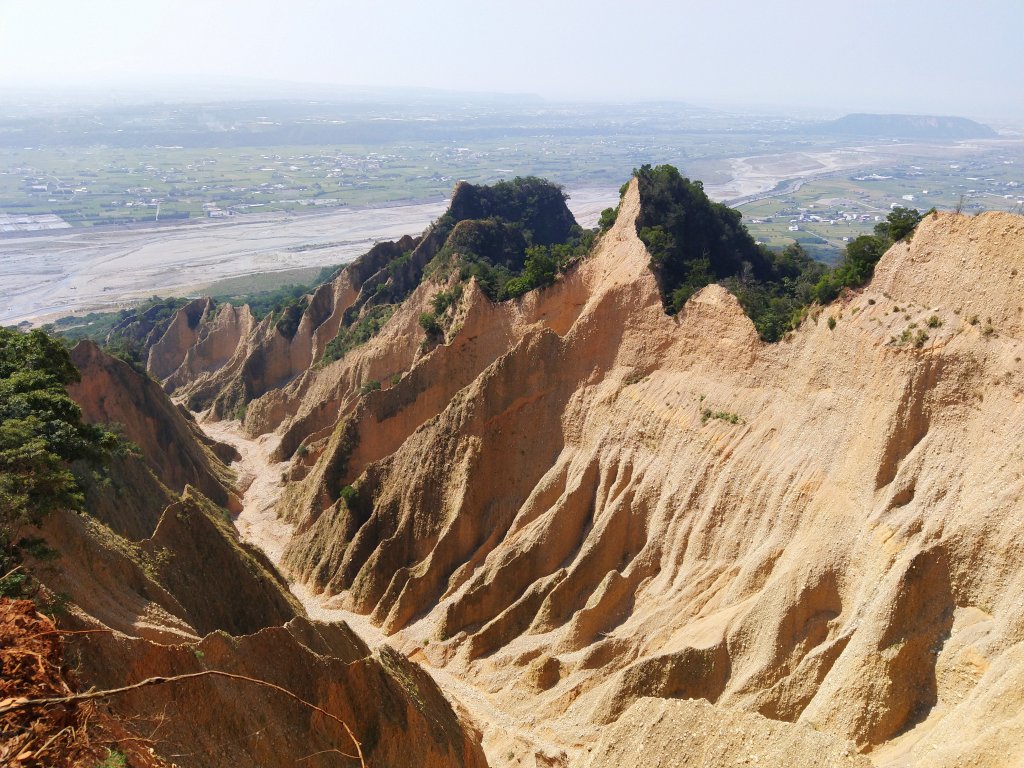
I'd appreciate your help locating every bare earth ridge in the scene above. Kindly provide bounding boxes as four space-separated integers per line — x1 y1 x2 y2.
147 179 1024 767
27 341 487 768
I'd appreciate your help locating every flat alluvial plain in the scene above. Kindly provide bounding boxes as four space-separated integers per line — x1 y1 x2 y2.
0 188 617 326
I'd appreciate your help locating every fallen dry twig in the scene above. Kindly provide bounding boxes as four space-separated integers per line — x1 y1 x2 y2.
0 669 366 766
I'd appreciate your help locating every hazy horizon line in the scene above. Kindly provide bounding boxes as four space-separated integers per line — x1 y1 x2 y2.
0 80 1015 125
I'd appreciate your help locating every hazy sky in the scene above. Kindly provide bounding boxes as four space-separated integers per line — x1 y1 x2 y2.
0 0 1020 118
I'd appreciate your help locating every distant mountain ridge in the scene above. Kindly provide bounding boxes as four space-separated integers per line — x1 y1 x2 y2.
819 112 997 139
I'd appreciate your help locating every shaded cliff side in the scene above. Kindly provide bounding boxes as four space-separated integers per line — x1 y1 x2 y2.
68 340 239 522
104 171 1024 767
11 338 487 768
272 182 1024 765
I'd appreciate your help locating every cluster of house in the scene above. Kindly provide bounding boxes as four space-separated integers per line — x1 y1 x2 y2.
787 210 884 231
751 206 885 234
202 202 231 218
23 178 85 200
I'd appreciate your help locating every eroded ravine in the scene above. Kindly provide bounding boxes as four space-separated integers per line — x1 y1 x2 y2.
201 418 565 766
170 204 1024 768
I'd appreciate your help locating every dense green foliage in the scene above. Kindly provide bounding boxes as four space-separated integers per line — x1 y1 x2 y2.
633 165 925 341
810 207 924 304
598 207 618 232
809 235 887 303
425 176 590 301
442 176 578 247
723 243 828 342
504 246 557 299
634 164 775 313
429 218 594 302
430 284 464 315
273 295 310 340
502 236 595 299
44 310 137 344
419 311 442 337
0 328 120 596
321 305 397 365
0 329 118 524
874 206 925 244
320 177 594 355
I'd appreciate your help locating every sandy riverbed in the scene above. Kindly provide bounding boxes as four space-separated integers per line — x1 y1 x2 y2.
202 418 565 764
1 187 619 327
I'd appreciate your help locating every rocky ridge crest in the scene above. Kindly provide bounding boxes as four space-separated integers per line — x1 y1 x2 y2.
118 178 1024 766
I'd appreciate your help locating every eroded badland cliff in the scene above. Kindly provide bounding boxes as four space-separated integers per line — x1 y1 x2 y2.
8 174 1024 767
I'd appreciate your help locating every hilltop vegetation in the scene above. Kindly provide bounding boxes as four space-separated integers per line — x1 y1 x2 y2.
330 168 910 357
424 176 592 300
635 164 777 311
42 171 928 375
634 164 925 341
323 177 594 363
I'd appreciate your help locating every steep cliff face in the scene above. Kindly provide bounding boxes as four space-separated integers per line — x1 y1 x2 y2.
96 170 1024 766
158 302 255 393
68 340 239 519
147 234 421 425
146 297 216 381
18 337 488 768
254 184 1024 765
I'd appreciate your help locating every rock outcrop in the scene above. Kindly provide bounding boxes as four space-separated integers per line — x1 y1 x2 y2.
103 174 1024 767
69 340 239 521
24 337 488 768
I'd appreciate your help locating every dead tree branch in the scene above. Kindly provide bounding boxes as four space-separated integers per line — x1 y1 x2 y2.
0 669 366 767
